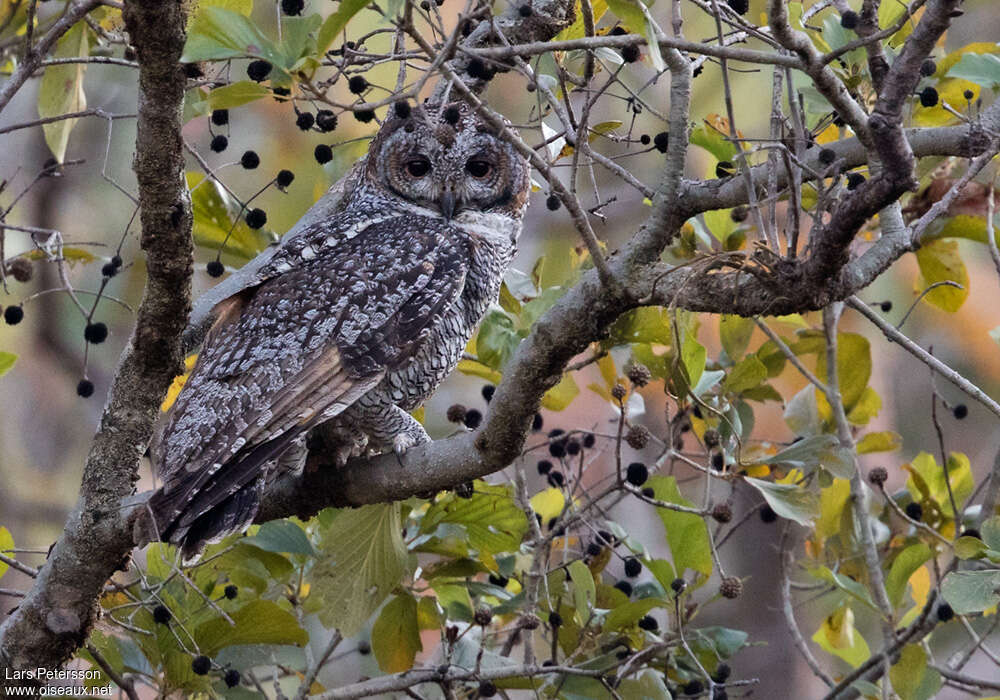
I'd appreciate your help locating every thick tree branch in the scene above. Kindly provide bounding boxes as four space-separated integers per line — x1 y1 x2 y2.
0 0 192 681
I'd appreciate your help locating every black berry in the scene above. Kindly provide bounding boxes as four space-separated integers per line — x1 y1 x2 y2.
102 263 118 277
726 0 749 14
224 669 241 687
818 148 837 165
211 109 229 126
76 379 95 398
549 441 566 458
394 101 412 119
653 131 669 153
4 305 24 325
846 172 866 190
224 584 238 599
296 112 315 130
936 603 955 622
348 75 369 94
637 615 658 631
586 542 603 557
210 134 229 152
840 10 859 29
537 460 553 475
641 487 655 498
639 134 650 145
532 413 544 431
547 470 565 487
316 110 338 132
479 681 498 697
920 59 937 77
314 144 333 164
276 169 295 188
711 453 725 471
880 300 892 312
240 150 260 169
84 322 108 344
152 605 171 624
353 109 376 123
518 4 532 16
481 384 495 402
463 408 483 429
621 44 640 63
443 105 461 125
545 194 561 211
466 58 488 79
582 433 595 448
624 557 642 577
953 404 968 419
245 208 267 229
626 462 649 486
760 505 777 523
683 680 705 696
191 655 211 675
713 663 732 682
246 59 272 82
919 87 939 108
357 641 371 655
614 580 633 596
905 502 923 521
566 439 580 456
548 611 563 627
281 0 304 15
964 89 975 100
715 161 734 178
206 260 225 277
670 577 686 593
488 573 509 587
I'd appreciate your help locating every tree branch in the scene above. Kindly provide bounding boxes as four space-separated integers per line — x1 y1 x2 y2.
0 0 192 680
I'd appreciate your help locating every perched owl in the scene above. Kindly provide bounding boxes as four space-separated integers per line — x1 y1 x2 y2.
147 101 530 558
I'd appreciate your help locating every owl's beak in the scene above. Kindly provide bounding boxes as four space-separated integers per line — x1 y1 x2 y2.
440 188 459 220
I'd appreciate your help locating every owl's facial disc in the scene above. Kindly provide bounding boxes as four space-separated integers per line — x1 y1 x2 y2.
369 102 529 220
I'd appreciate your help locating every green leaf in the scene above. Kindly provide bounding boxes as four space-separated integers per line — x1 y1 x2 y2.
719 315 754 360
541 372 580 411
946 52 1000 88
188 172 272 264
604 598 667 631
941 569 1000 614
845 386 882 426
195 600 307 656
607 307 672 345
307 504 411 636
317 0 369 54
680 332 706 390
809 565 878 613
37 21 88 161
723 356 767 394
371 594 422 673
745 477 819 527
242 520 314 556
857 431 902 454
0 526 14 580
0 352 16 378
816 332 871 412
890 644 942 700
915 239 969 312
885 543 933 609
646 476 712 578
568 560 596 623
954 536 988 560
689 124 737 163
182 7 281 65
982 516 1000 551
475 310 520 370
905 451 973 518
420 481 528 557
206 81 271 110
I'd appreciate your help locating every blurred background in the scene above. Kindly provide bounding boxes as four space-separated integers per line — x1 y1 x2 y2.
2 0 1000 696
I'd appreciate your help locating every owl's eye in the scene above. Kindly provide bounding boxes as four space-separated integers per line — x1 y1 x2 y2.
406 158 431 177
466 159 492 178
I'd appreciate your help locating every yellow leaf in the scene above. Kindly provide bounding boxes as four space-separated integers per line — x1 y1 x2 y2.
812 605 870 667
161 354 198 412
541 373 580 411
38 21 88 161
915 238 969 311
530 488 565 523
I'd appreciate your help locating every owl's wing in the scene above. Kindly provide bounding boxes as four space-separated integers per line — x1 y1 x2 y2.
149 218 468 553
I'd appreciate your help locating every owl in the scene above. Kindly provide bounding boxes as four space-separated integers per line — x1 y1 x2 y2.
147 101 530 559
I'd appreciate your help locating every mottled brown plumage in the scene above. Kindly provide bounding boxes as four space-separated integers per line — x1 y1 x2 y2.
148 102 530 558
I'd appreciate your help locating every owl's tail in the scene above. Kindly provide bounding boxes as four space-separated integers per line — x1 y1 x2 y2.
146 433 305 561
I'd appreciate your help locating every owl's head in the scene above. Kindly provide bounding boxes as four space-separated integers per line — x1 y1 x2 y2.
365 101 530 221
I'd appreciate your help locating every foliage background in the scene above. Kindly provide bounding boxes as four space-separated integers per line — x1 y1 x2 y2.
2 0 1000 696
